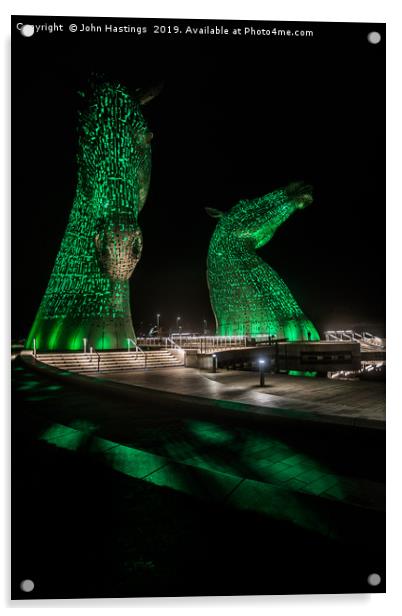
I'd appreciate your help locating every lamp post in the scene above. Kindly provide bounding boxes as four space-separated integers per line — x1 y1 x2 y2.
212 353 217 373
156 313 160 336
259 359 265 387
203 319 207 335
83 337 87 353
176 316 181 333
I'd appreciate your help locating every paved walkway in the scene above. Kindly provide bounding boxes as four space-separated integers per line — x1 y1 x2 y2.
97 367 385 427
14 366 386 597
14 359 385 596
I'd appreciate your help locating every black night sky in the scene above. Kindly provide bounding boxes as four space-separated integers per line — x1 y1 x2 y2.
12 17 385 339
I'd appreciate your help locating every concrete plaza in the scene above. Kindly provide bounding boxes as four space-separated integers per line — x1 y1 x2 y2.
96 367 385 428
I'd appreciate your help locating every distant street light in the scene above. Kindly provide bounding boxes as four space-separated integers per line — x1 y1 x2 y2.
203 319 207 334
176 316 181 331
157 313 160 332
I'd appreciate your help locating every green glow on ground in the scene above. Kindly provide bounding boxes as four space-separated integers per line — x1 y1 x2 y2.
26 80 154 351
69 419 98 433
207 181 319 341
17 380 41 391
105 445 167 479
288 370 318 377
17 380 64 393
37 419 348 538
188 420 234 444
40 424 87 451
144 462 241 502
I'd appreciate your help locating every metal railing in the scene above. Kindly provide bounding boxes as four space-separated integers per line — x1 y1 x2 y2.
137 336 168 348
89 347 101 372
137 335 260 353
188 336 248 353
324 330 385 350
127 339 147 367
165 337 183 350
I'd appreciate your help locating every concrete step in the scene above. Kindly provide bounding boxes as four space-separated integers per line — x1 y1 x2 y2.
37 352 176 359
36 354 180 361
37 355 181 364
37 356 179 365
37 351 177 359
36 350 184 373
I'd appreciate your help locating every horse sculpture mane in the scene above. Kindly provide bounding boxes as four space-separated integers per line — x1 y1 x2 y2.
26 79 159 351
206 181 320 341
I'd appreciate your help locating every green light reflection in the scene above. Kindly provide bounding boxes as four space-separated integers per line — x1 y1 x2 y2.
37 418 348 540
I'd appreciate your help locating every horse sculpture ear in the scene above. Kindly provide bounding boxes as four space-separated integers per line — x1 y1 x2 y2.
136 82 164 105
205 207 224 219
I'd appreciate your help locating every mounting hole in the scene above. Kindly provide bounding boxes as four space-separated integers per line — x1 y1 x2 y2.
20 24 35 37
367 31 381 45
367 573 381 587
20 579 34 592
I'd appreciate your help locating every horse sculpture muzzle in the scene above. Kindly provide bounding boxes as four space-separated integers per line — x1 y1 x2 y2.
95 224 143 281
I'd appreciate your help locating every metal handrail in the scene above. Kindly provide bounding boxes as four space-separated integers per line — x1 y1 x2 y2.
136 334 280 353
324 330 385 349
88 348 101 372
169 335 248 352
166 336 182 350
135 344 146 362
127 338 147 367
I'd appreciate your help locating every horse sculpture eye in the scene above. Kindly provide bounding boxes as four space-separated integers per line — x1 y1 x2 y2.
132 231 143 258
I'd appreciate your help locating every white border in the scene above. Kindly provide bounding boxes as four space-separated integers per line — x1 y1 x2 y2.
2 1 401 614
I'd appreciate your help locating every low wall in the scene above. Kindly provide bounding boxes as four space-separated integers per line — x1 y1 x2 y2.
184 341 361 373
186 347 276 371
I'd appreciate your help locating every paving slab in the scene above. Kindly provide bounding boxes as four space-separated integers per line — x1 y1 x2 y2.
144 462 243 502
103 444 168 479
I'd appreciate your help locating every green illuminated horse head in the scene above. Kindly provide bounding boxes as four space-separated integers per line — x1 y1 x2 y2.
206 182 320 341
26 80 160 351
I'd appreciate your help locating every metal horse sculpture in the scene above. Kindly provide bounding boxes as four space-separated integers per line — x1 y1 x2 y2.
26 80 160 351
206 181 320 341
